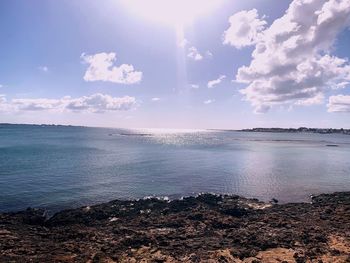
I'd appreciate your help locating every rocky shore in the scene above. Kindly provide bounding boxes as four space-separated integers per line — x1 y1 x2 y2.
1 192 349 262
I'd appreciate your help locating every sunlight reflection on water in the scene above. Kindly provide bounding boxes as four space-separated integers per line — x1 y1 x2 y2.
1 125 350 212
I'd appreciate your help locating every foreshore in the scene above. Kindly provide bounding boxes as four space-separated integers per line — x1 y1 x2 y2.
1 192 349 262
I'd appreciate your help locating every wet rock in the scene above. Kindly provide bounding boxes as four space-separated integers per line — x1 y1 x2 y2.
270 198 279 204
20 208 47 225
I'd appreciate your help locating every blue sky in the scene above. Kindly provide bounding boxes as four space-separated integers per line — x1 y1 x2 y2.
1 0 350 129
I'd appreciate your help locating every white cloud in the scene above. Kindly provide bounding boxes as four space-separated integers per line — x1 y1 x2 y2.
223 9 267 48
204 99 215 104
187 46 203 61
0 84 3 88
0 94 6 103
2 94 137 113
295 93 324 106
151 97 161 101
230 1 350 113
0 94 11 111
336 81 350 89
81 52 142 84
205 50 213 58
181 38 211 61
65 94 136 112
13 98 62 111
327 95 350 112
191 84 199 89
178 38 189 48
208 75 226 88
38 66 49 72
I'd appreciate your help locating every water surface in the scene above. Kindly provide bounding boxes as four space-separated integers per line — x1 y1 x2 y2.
1 124 350 212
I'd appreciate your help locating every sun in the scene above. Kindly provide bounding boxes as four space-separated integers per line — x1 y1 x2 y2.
121 0 223 27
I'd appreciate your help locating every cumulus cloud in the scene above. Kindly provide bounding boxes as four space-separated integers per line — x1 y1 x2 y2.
151 97 161 101
223 9 267 48
327 95 350 112
1 94 136 113
337 81 350 89
208 75 226 88
191 84 199 89
180 37 212 61
228 0 350 113
295 93 324 106
81 52 142 84
187 46 203 61
65 94 136 112
13 98 61 111
204 99 215 104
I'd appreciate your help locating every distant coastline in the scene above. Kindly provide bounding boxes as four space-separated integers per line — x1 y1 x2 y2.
0 123 85 128
237 127 350 135
2 123 350 135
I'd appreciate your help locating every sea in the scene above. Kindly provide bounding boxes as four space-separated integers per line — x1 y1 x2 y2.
1 124 350 213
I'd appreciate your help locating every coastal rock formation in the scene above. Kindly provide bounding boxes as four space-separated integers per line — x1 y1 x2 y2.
0 192 349 262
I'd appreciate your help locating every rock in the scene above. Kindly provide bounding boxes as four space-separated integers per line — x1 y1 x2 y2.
221 206 247 217
270 198 279 204
0 192 349 262
21 208 47 225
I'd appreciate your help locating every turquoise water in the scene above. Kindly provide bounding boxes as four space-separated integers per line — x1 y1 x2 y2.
1 124 350 212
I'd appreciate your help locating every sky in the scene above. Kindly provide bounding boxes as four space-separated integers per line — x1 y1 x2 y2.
1 0 350 129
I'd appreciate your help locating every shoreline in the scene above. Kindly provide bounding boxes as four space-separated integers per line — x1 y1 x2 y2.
1 192 349 262
0 192 319 216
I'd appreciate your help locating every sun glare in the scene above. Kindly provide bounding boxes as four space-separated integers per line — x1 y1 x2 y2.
121 0 223 26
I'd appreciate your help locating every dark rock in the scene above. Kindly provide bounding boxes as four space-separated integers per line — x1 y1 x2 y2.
221 206 247 217
270 198 279 204
0 192 349 262
187 213 203 220
21 208 47 225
